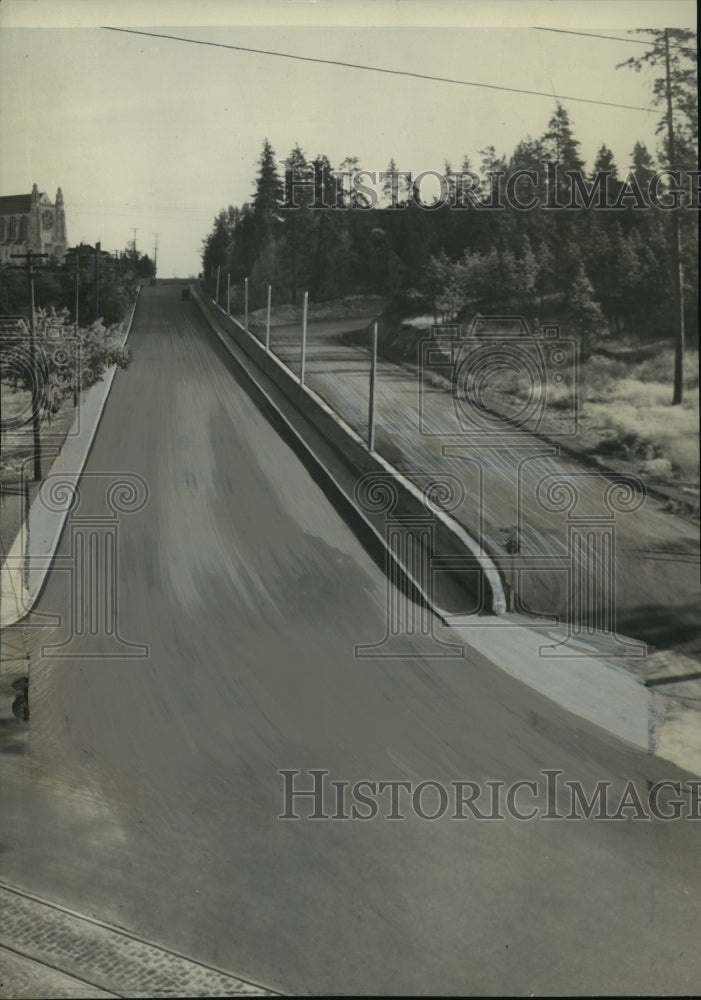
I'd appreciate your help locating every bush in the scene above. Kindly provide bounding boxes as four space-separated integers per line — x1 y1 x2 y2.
595 428 662 461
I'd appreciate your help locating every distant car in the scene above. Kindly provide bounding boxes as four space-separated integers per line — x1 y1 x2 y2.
181 287 191 301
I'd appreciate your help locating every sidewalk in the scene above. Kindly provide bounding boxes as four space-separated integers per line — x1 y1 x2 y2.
0 882 276 998
0 293 140 630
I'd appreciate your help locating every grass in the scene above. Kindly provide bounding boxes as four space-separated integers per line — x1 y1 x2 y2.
493 346 699 494
412 337 699 501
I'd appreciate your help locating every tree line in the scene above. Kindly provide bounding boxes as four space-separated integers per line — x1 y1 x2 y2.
201 29 697 354
0 248 155 328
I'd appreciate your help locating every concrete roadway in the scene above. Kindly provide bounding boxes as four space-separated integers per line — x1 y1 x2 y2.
266 316 701 657
1 284 700 996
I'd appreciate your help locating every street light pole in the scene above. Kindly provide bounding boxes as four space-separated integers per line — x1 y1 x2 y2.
368 321 378 451
300 290 308 385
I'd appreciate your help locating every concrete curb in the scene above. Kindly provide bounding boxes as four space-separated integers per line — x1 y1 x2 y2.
195 289 701 778
0 290 141 629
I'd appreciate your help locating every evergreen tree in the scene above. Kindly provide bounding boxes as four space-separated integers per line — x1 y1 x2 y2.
592 143 618 178
251 138 284 251
618 29 697 169
201 208 233 276
252 139 283 217
570 263 606 352
280 145 314 304
618 28 698 402
542 103 584 172
630 141 656 186
541 103 586 296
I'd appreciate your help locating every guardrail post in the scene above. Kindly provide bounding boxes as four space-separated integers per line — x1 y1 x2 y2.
368 321 378 451
300 290 308 385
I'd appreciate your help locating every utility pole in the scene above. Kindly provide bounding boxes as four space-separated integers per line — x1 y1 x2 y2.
664 28 686 406
73 243 81 405
153 233 159 277
94 242 100 322
368 322 378 451
132 228 138 266
74 242 81 329
11 249 49 480
300 290 308 385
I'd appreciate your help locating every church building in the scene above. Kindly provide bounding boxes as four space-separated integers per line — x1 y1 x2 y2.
0 183 68 265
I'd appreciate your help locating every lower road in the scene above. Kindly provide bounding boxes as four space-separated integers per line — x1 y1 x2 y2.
1 284 699 996
266 315 701 657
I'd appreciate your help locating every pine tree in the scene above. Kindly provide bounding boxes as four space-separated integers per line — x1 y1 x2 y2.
251 138 284 251
618 29 697 403
541 104 586 296
570 263 605 352
281 144 314 304
542 103 584 173
630 141 656 187
593 144 618 179
518 235 539 311
381 157 410 208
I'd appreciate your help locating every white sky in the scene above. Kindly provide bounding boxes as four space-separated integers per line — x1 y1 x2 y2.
0 0 696 277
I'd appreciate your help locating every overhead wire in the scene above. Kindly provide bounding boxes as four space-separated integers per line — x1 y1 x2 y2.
533 26 696 56
101 26 657 114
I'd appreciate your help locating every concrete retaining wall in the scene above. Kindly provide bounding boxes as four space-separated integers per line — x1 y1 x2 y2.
194 287 507 616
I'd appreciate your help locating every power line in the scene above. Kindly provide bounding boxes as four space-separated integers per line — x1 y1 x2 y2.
101 25 656 113
533 26 696 55
534 27 651 46
71 201 214 216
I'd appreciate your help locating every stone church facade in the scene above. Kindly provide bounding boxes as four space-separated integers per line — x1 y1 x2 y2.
0 183 68 265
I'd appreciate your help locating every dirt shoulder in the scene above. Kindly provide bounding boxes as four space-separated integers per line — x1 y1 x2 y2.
343 319 700 522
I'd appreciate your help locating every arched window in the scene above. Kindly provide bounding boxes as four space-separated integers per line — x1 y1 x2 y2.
19 216 28 241
0 218 5 240
8 217 17 239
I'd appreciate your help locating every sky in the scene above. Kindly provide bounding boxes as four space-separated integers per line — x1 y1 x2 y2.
0 0 697 278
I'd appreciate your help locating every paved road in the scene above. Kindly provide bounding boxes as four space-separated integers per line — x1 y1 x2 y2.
1 285 700 996
265 315 701 659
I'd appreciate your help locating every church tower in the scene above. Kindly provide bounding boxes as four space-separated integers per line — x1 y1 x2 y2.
54 186 67 255
28 182 41 250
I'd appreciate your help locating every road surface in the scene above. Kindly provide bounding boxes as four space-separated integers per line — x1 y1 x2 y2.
265 315 701 658
1 285 699 996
